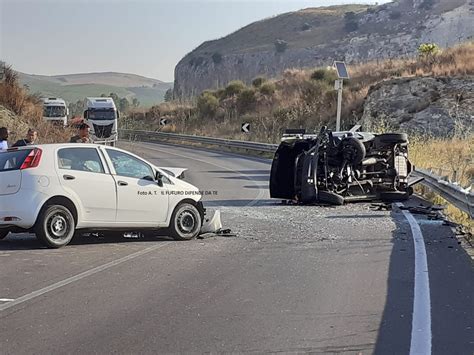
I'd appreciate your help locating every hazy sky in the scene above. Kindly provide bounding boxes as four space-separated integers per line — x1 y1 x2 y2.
1 0 391 81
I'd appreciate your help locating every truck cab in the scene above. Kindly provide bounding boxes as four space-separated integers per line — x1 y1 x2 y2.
83 97 119 146
42 97 68 127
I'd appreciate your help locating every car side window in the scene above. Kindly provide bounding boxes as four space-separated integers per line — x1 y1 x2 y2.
106 149 154 180
58 148 105 174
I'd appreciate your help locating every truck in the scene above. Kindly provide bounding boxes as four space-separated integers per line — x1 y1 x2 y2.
42 97 69 126
83 97 119 146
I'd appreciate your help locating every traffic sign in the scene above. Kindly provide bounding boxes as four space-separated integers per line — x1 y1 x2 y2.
334 61 349 79
241 123 250 133
160 118 168 126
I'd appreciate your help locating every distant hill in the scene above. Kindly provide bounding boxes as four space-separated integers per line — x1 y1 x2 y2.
174 0 473 97
18 71 173 107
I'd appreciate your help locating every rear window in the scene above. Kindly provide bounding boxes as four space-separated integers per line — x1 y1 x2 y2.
0 149 32 172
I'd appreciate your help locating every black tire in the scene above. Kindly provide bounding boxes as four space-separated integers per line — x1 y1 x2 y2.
35 205 76 248
377 133 408 144
341 137 366 165
0 230 9 240
168 203 202 241
380 191 410 202
318 190 345 205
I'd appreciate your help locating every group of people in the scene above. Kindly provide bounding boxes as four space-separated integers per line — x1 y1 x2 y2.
0 123 91 150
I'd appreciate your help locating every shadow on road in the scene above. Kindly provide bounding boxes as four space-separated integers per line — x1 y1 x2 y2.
0 233 172 251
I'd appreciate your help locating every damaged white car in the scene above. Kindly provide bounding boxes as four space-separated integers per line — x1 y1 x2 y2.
0 144 205 248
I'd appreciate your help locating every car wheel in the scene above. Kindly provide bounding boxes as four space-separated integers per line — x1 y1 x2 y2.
35 205 76 248
341 137 366 165
380 191 410 202
169 203 202 241
0 230 9 240
318 190 345 205
377 133 408 144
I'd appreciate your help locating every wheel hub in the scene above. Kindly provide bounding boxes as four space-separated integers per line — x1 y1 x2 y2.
49 214 68 238
177 211 196 233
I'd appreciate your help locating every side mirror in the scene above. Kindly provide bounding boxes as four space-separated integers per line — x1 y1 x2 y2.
155 171 163 187
83 110 87 119
117 111 120 119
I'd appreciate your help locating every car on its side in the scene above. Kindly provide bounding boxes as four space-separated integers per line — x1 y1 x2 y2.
270 126 421 205
0 144 205 248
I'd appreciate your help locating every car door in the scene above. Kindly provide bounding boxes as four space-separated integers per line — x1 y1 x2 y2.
57 147 116 223
103 148 169 225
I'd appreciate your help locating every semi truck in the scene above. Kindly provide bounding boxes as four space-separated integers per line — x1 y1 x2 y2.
42 97 69 126
83 97 119 146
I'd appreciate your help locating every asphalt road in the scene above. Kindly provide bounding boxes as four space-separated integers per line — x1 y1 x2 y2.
0 142 472 354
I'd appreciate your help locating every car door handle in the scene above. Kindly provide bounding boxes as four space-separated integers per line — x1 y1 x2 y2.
117 181 128 186
63 174 75 180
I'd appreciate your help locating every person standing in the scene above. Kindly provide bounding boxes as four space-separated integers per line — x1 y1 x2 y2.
0 127 8 150
69 123 91 143
12 128 38 147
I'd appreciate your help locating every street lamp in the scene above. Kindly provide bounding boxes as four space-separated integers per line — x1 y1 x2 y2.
333 61 349 131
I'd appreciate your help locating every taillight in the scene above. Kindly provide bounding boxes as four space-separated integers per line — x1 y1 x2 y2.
20 148 42 170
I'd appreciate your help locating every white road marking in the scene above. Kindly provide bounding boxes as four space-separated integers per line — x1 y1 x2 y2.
137 142 267 206
396 203 432 355
0 242 170 312
0 298 14 302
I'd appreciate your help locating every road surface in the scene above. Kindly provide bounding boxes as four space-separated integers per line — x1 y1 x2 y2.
0 141 472 354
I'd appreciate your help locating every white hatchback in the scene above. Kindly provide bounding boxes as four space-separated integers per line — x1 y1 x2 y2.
0 144 205 248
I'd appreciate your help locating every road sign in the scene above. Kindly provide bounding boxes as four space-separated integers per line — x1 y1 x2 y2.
241 123 250 133
334 61 349 79
160 118 168 126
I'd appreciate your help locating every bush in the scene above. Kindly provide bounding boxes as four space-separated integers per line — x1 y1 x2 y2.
420 0 435 10
418 43 440 57
237 89 256 113
301 22 311 31
252 77 266 88
389 11 402 20
197 92 219 117
212 52 223 64
344 20 359 32
260 82 276 96
274 39 288 53
224 80 246 97
310 68 338 85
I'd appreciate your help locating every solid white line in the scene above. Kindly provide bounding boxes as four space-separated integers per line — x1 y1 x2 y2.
0 298 14 302
0 242 170 312
396 203 432 355
136 142 267 207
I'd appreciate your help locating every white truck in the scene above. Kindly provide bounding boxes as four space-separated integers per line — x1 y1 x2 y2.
83 97 119 146
42 97 69 127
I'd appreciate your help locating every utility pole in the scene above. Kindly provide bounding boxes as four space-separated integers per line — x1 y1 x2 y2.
333 61 349 131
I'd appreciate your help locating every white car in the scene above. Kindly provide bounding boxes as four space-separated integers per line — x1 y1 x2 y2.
0 144 205 248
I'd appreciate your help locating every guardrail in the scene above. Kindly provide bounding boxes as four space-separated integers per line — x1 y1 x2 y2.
121 129 473 218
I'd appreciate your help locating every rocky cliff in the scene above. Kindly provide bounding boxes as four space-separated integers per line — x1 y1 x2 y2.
360 76 474 137
174 0 474 98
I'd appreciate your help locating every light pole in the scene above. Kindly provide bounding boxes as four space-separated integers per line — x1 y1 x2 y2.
333 61 349 131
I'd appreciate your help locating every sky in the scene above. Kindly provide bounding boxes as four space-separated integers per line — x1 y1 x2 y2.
1 0 392 82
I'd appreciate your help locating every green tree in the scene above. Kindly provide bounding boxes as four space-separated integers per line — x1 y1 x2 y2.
119 97 130 112
224 80 246 97
132 97 140 108
197 92 219 117
164 88 173 102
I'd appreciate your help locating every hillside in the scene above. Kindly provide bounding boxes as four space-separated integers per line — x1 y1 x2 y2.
174 0 474 97
18 72 173 107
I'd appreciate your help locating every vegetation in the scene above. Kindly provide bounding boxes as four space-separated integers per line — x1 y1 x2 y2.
252 77 266 88
274 39 288 53
224 80 246 97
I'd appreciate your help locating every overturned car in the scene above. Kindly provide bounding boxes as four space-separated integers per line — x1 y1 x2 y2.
270 126 420 205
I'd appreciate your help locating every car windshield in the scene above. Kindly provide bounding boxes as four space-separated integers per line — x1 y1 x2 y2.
0 149 32 171
43 105 66 118
87 109 116 120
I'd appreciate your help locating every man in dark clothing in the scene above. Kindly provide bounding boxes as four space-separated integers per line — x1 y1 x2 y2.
12 128 37 147
70 123 91 143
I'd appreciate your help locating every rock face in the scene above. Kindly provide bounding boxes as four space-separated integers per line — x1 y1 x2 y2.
174 0 474 98
359 77 474 137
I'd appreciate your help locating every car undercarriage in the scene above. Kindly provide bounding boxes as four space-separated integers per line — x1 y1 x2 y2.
270 126 420 205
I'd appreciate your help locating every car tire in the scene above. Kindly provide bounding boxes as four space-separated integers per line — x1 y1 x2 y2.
341 137 366 165
377 133 408 144
380 191 410 202
0 230 9 240
318 190 345 205
35 205 76 248
168 203 202 241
